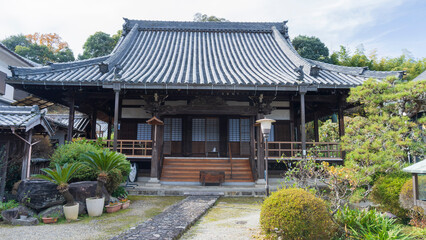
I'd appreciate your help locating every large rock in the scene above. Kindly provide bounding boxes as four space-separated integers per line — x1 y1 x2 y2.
1 205 37 224
39 205 64 218
68 181 110 204
17 180 110 211
17 180 64 210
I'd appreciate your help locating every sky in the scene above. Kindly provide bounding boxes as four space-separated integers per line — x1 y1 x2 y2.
1 0 425 59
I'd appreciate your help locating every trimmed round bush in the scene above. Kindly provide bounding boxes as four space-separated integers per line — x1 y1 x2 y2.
260 188 336 240
399 179 414 210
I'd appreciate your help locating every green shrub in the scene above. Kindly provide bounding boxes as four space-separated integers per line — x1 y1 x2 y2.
399 179 414 210
50 140 102 181
260 188 336 240
112 186 128 198
50 139 131 194
334 206 413 240
371 171 410 219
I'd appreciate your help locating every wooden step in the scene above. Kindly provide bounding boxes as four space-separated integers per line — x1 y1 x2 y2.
160 157 254 183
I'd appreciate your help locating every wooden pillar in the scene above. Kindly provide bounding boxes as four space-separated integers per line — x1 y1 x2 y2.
338 105 345 137
413 174 419 202
300 91 307 158
338 99 346 159
0 141 10 201
249 116 256 180
256 113 265 180
107 116 112 140
290 101 295 142
21 130 32 180
67 94 75 142
113 89 120 151
90 108 97 139
314 112 319 142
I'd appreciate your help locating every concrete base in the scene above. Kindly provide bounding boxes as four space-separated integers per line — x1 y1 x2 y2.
146 178 161 187
255 179 266 186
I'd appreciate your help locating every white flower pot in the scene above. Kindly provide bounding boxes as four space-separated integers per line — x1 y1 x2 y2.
63 202 79 220
86 197 105 217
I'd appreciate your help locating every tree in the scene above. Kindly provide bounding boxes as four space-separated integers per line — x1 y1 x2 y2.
26 33 69 52
193 13 228 22
78 32 116 60
292 35 330 62
2 33 75 64
341 78 426 185
1 34 31 51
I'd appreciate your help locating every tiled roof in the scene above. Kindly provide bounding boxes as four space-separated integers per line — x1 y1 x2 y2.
0 105 53 135
413 70 426 82
46 114 90 132
7 19 403 90
403 159 426 174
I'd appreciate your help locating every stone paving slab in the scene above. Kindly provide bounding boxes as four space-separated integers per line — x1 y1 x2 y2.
110 196 219 240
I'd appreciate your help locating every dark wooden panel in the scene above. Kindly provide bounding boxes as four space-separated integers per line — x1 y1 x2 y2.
240 142 250 156
275 121 291 141
171 141 182 155
192 142 205 154
230 142 240 156
119 119 137 140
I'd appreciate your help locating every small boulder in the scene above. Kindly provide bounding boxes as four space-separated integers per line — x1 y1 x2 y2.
39 205 64 218
1 205 37 224
11 216 39 226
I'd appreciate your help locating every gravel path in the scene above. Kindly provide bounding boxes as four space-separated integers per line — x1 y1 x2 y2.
0 196 183 240
180 198 263 240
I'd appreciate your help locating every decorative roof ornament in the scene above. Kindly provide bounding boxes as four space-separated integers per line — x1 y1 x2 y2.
282 21 289 38
294 65 304 82
310 65 320 77
114 65 122 80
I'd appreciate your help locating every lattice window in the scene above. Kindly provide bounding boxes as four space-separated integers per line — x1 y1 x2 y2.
171 118 182 141
206 118 219 141
228 118 240 142
164 118 182 141
137 123 152 140
240 118 250 142
192 118 205 141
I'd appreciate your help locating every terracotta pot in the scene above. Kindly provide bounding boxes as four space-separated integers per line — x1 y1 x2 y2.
42 217 58 224
121 200 131 209
86 197 105 217
63 202 79 220
106 203 122 213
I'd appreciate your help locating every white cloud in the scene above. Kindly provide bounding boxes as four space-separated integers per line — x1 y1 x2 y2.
0 0 414 57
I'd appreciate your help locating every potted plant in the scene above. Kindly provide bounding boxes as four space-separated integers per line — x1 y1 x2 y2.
105 201 122 213
119 197 131 209
35 163 82 221
42 212 60 224
82 151 127 217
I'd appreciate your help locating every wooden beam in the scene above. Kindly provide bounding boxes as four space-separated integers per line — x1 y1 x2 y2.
159 105 258 116
107 116 112 140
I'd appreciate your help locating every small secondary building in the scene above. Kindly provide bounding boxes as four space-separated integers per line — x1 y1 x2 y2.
7 19 402 184
403 160 426 211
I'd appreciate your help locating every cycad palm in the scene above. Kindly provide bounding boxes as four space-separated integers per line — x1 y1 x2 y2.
82 151 127 198
35 163 82 206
